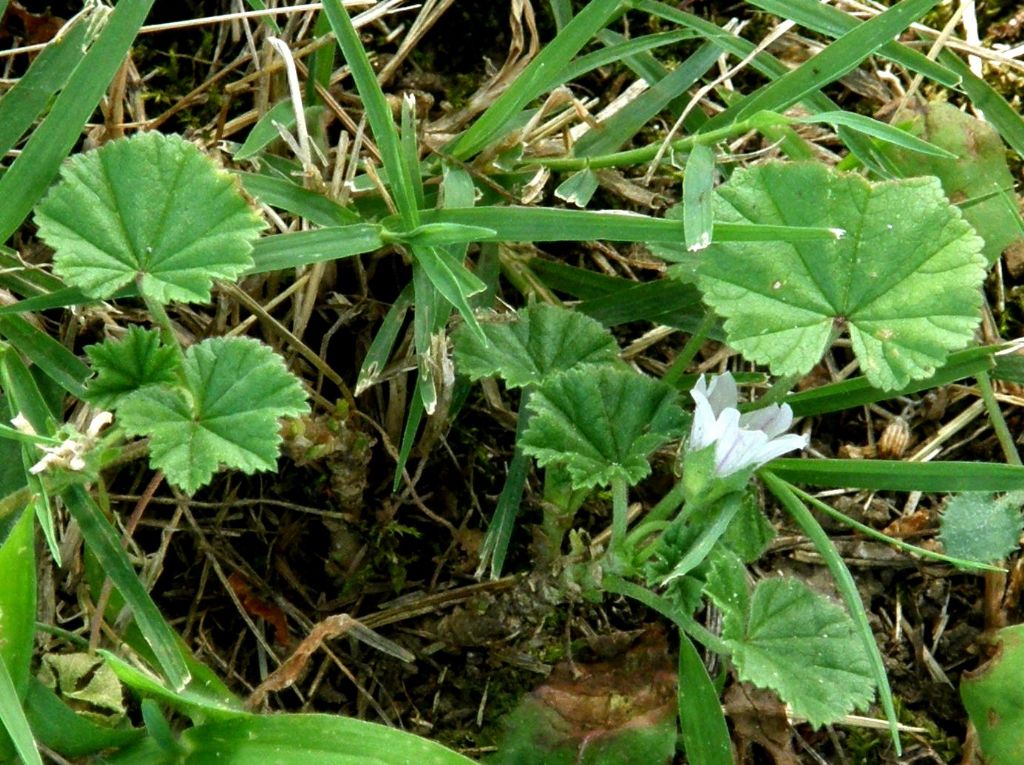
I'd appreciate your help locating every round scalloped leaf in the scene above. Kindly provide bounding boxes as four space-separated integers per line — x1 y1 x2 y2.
724 578 875 728
939 492 1024 564
117 336 309 494
35 132 265 303
696 162 985 390
520 366 685 489
453 303 620 389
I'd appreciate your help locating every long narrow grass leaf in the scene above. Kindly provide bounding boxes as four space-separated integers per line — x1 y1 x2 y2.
559 30 696 87
0 655 41 765
763 471 900 753
247 225 383 274
769 458 1024 492
448 0 623 160
0 15 89 159
677 633 732 765
683 144 715 251
0 316 89 398
574 43 720 157
321 0 418 224
237 172 359 226
355 283 413 396
730 0 940 122
0 0 155 242
411 207 838 243
786 345 994 416
746 0 958 87
797 112 958 158
24 679 143 758
61 486 191 691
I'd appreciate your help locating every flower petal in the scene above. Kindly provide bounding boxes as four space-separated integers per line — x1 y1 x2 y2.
689 384 720 451
740 402 793 439
704 372 739 415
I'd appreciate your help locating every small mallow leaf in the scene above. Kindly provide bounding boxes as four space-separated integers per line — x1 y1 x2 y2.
118 337 309 493
36 132 265 304
695 162 986 390
939 492 1024 564
520 366 685 489
84 326 180 409
723 577 875 728
453 303 620 389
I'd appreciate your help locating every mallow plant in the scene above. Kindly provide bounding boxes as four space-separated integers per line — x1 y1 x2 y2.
453 149 1024 761
5 0 1024 762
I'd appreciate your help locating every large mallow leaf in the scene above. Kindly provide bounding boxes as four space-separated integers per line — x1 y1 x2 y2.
118 337 309 493
35 132 265 304
723 578 875 728
453 303 620 389
521 366 685 490
694 162 986 390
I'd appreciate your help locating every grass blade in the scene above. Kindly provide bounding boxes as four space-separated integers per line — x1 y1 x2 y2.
0 655 41 765
763 471 901 754
321 0 418 225
61 486 191 691
683 144 715 251
786 345 995 416
677 633 732 765
573 43 720 157
448 0 623 160
247 225 383 274
412 207 838 243
747 0 958 87
0 13 90 159
730 0 941 122
0 0 155 242
768 458 1024 492
236 172 359 226
0 315 89 399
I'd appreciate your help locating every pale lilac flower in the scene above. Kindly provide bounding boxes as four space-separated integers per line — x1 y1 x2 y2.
688 373 808 476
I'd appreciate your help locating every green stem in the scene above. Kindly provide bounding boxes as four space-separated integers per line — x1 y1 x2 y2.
611 477 629 559
603 573 730 655
525 111 787 172
625 479 687 548
787 482 1002 573
978 370 1022 466
138 279 189 390
663 312 717 387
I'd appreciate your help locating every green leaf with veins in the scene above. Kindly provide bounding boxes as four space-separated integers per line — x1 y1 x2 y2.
939 492 1024 564
84 326 179 409
694 162 986 390
520 366 685 489
35 132 265 304
723 577 875 728
118 337 309 494
880 101 1024 267
453 303 621 388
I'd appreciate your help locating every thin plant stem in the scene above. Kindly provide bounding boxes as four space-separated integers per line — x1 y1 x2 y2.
975 369 1015 631
625 479 687 548
526 111 786 172
977 370 1022 466
663 312 717 387
603 573 729 655
611 477 629 558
